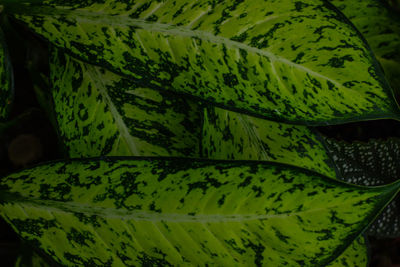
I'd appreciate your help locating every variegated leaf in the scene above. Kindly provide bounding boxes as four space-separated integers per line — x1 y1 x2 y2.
330 0 400 96
324 137 400 237
5 0 400 125
50 49 202 157
1 158 398 266
0 27 13 120
202 105 336 178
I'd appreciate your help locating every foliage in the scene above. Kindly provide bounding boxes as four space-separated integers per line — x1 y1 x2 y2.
0 0 400 266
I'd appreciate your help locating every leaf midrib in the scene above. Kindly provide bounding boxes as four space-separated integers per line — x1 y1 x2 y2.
85 64 139 155
9 196 368 223
17 6 345 89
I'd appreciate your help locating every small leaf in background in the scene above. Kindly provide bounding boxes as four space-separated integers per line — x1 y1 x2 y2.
0 158 398 266
202 105 336 178
50 49 202 158
329 0 400 98
5 0 400 125
0 27 13 120
324 137 400 237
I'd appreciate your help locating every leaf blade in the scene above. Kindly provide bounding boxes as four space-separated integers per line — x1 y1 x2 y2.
1 158 398 266
6 0 400 125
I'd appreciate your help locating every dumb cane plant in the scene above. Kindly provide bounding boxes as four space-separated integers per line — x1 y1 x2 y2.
1 0 400 266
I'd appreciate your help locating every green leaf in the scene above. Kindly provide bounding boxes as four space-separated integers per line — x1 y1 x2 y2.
202 105 336 178
0 26 13 120
1 158 398 266
327 235 369 267
6 0 400 125
324 137 400 237
50 49 202 157
329 0 400 97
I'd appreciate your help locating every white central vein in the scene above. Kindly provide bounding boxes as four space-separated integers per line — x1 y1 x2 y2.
16 197 341 223
23 7 343 88
86 65 139 155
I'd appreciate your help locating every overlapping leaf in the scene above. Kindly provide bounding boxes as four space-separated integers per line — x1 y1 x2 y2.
4 0 400 125
50 49 202 157
202 106 336 178
1 158 397 266
0 27 13 119
324 137 400 237
330 0 400 96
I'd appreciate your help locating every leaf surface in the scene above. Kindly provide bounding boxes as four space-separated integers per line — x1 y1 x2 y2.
5 0 400 125
330 0 400 96
50 49 202 157
202 106 336 178
0 158 398 266
0 27 13 120
324 137 400 237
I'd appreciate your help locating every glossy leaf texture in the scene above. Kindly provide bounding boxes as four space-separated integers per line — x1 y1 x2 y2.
324 137 400 237
0 27 13 120
330 0 400 96
50 49 202 157
201 106 368 265
202 105 336 178
327 235 369 267
1 158 398 266
5 0 400 125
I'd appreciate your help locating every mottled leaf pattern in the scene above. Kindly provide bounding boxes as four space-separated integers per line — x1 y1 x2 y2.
202 106 336 178
6 0 400 125
330 0 400 95
50 49 202 157
1 158 397 266
327 235 369 267
324 137 400 237
0 27 13 120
